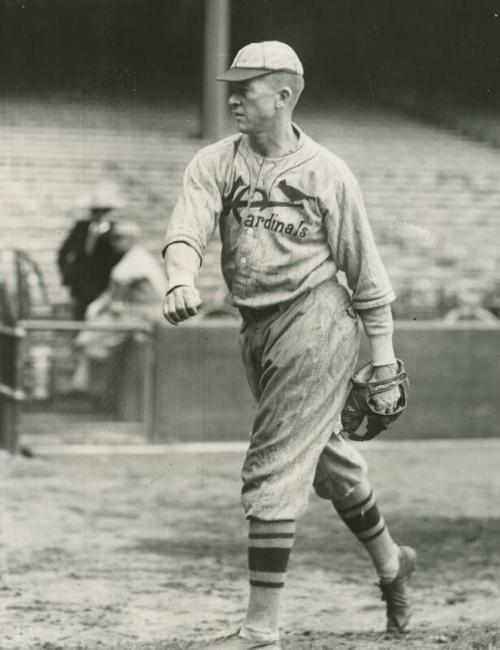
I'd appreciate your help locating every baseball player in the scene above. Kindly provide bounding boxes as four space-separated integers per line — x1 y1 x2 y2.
162 41 416 649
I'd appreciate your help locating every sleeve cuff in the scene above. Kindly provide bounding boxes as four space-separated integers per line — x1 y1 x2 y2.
352 290 396 311
162 232 205 261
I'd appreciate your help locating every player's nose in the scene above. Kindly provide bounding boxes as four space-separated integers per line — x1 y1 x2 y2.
228 94 241 108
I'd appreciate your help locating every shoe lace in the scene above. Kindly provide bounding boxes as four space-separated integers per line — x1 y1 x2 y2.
212 630 242 643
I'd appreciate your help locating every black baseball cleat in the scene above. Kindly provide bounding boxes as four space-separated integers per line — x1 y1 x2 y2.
379 545 417 635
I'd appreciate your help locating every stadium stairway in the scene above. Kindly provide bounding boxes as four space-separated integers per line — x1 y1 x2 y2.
1 98 500 318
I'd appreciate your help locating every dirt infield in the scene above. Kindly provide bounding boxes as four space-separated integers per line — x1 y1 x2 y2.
2 442 500 650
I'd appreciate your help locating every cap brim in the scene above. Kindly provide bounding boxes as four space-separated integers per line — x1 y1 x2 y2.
216 67 273 82
90 203 124 209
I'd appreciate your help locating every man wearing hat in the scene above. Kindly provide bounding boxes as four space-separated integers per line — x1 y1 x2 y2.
70 218 165 393
162 42 416 648
57 181 126 319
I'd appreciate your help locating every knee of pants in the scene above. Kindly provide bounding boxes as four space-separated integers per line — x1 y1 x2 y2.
313 473 334 501
241 472 313 521
313 471 342 500
313 446 369 502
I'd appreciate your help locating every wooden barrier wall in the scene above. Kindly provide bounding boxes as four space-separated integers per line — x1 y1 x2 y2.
152 321 500 441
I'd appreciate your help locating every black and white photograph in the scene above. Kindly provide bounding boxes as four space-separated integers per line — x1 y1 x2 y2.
1 1 500 648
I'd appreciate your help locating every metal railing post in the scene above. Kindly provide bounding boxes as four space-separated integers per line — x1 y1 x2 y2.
0 324 26 453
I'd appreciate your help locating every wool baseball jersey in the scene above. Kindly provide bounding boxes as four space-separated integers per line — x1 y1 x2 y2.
163 124 395 311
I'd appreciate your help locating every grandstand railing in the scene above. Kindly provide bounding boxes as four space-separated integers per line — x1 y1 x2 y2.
15 320 156 448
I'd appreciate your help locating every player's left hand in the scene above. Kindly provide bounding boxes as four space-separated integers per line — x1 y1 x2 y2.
341 360 409 441
368 363 401 413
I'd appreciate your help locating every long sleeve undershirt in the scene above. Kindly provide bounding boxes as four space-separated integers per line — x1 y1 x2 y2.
358 303 397 366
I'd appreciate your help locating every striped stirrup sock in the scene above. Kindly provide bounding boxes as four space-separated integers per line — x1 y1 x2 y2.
242 519 296 639
248 519 295 588
333 483 399 582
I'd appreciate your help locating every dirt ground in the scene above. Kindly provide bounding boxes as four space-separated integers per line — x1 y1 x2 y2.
2 441 500 650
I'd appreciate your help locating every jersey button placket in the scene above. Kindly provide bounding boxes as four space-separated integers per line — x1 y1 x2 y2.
246 165 271 264
236 156 266 289
238 178 258 270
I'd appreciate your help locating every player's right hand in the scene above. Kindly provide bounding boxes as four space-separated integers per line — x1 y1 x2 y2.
162 285 202 326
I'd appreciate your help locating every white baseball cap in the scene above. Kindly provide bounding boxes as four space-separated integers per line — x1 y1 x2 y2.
111 219 141 240
87 180 126 209
217 41 304 82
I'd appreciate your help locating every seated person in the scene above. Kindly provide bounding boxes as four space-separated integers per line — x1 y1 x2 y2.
444 284 497 322
69 219 166 392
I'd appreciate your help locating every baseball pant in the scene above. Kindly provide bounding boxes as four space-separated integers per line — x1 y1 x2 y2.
239 278 369 521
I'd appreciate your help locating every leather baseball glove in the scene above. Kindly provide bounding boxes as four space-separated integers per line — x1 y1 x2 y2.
341 359 409 441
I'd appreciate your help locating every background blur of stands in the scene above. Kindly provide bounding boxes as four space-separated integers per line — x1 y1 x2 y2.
1 0 500 449
2 100 500 320
1 0 500 317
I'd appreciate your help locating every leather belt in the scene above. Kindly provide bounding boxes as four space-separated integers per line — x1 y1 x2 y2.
239 302 283 324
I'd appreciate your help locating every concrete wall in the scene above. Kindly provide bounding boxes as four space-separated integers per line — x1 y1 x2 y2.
152 321 500 441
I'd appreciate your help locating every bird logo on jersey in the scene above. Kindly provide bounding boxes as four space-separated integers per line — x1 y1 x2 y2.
276 180 315 204
221 176 314 238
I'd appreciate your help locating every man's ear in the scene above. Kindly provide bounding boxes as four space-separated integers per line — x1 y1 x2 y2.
276 86 292 108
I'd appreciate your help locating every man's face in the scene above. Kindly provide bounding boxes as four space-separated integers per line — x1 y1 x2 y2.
228 76 279 135
110 233 133 256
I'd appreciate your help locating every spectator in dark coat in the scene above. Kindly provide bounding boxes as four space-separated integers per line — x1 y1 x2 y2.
57 181 126 319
